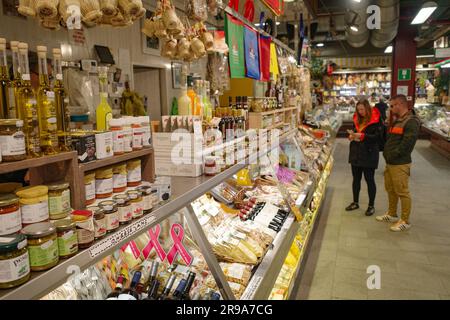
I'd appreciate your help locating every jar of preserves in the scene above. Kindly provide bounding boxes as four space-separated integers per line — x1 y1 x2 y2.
0 233 30 289
0 194 22 236
113 163 127 193
139 116 151 146
21 222 59 271
87 206 106 240
126 190 143 219
126 159 141 187
0 119 26 162
150 187 159 207
98 200 119 233
72 210 95 249
113 194 132 225
95 166 113 199
204 156 217 176
137 186 152 214
131 118 143 151
109 118 125 156
53 219 78 259
84 171 96 206
47 181 71 220
15 186 49 226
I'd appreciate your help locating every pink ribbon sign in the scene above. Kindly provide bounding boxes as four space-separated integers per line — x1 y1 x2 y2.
142 225 167 261
120 241 141 259
166 223 193 266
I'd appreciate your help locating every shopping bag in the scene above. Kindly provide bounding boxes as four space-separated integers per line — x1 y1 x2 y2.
225 14 246 78
244 26 260 80
270 42 279 81
259 34 271 82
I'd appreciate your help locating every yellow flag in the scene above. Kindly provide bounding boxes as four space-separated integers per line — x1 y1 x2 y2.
270 42 279 81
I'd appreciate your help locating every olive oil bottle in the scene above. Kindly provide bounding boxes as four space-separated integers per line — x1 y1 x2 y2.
36 45 59 155
7 41 22 119
0 38 10 119
17 42 41 157
52 48 71 151
96 66 112 131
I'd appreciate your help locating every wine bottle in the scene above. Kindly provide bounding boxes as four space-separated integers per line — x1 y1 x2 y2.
179 271 196 300
143 279 160 300
171 278 187 300
106 275 125 299
157 274 177 300
147 261 160 285
0 38 10 119
210 292 221 300
36 45 59 155
118 271 142 300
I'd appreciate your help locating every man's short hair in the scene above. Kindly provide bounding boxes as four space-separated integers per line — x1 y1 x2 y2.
390 94 408 105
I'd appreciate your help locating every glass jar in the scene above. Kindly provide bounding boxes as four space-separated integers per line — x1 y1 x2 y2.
95 166 114 199
98 200 119 233
0 233 30 289
131 118 143 151
0 194 22 236
88 206 106 240
15 186 49 226
126 190 143 219
122 118 133 153
0 119 26 162
47 181 71 220
126 159 141 187
21 222 59 271
84 171 96 206
113 163 127 193
204 156 217 176
113 194 132 225
140 116 151 146
53 219 78 259
137 186 152 214
109 118 125 156
72 210 95 249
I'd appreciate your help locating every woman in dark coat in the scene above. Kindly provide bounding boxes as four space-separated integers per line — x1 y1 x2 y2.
345 99 382 216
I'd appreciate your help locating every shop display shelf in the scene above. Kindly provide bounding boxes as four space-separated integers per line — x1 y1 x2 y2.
0 151 77 174
0 131 298 300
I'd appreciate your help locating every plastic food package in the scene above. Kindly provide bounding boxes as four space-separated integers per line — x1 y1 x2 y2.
206 53 230 95
186 0 208 21
220 262 252 286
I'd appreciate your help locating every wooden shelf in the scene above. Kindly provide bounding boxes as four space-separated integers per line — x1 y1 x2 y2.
0 151 77 175
79 147 154 172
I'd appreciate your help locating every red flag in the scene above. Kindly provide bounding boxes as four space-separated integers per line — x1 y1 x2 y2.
259 35 271 82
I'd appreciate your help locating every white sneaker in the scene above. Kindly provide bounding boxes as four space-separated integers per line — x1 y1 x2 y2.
390 221 411 232
376 214 399 223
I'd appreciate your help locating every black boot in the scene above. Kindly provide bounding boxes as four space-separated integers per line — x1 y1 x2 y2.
365 206 375 216
345 202 359 211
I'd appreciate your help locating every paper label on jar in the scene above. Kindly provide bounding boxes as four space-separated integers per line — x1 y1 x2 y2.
123 129 133 152
131 201 143 219
0 208 22 235
142 127 151 146
0 131 26 156
112 130 125 154
118 205 132 222
105 211 119 231
127 167 141 184
58 231 78 256
142 195 152 211
113 174 127 189
28 241 58 267
49 189 71 218
21 201 49 224
94 217 107 238
77 229 94 245
0 251 30 283
132 127 143 149
85 181 95 201
95 178 113 196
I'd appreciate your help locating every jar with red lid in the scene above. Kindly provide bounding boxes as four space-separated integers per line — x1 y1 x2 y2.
204 156 217 176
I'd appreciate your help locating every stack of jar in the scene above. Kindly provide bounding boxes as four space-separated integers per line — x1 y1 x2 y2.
109 116 152 157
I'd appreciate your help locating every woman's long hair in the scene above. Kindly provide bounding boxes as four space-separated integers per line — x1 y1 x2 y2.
356 99 372 127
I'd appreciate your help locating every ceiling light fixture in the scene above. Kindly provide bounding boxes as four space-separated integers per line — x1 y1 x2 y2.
411 1 437 25
417 54 434 58
352 0 361 2
284 0 295 2
384 45 393 53
317 43 324 47
350 24 359 32
276 22 281 26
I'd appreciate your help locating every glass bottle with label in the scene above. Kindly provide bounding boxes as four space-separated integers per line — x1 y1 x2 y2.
96 66 112 131
8 41 22 119
36 46 59 155
157 274 177 300
17 42 41 157
52 48 71 151
0 38 10 119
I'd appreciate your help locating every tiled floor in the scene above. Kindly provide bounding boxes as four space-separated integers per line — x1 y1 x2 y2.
294 139 450 300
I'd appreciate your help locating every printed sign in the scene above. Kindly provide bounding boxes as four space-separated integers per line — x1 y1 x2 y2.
398 68 411 81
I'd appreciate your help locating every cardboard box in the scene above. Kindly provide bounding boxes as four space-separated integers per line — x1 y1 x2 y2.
71 133 96 163
95 132 114 159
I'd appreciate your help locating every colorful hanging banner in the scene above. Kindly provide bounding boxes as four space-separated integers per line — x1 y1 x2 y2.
225 14 246 78
270 42 279 81
260 0 284 16
259 35 271 82
244 26 260 80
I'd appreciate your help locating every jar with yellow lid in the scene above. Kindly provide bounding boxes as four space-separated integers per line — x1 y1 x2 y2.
126 159 141 187
47 182 71 220
72 210 95 249
15 186 49 226
113 163 127 193
84 171 96 206
0 233 30 289
95 166 113 199
98 200 119 233
126 190 143 219
53 219 78 259
21 222 59 271
0 119 26 162
113 194 132 225
0 194 22 236
87 206 106 240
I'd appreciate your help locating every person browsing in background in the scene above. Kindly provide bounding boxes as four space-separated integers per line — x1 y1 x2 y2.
374 95 388 123
376 95 421 232
345 100 383 216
